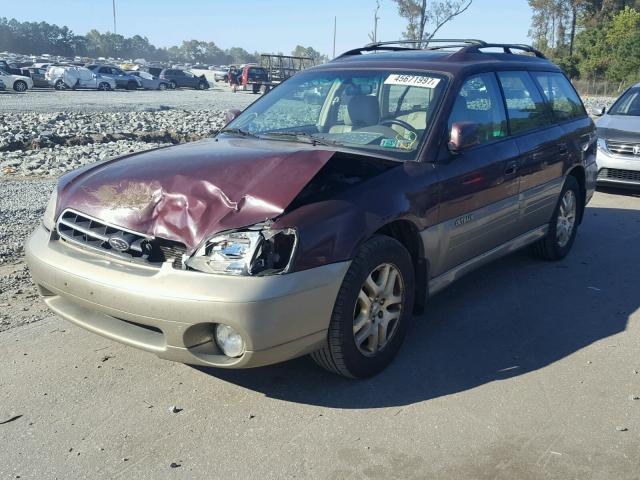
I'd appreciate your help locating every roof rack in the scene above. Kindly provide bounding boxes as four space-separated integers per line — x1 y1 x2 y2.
335 39 546 60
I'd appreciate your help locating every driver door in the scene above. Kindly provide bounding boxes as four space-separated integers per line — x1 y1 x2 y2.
430 73 521 277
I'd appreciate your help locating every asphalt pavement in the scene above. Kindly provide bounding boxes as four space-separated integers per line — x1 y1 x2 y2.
1 188 639 480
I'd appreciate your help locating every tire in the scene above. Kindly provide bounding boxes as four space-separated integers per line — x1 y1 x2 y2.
197 81 207 90
126 81 137 90
13 80 28 92
54 80 67 91
252 83 260 94
98 82 111 91
530 175 581 261
311 235 415 378
158 82 167 90
169 80 177 90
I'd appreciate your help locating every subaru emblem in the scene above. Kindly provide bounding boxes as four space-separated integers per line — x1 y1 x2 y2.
108 236 130 252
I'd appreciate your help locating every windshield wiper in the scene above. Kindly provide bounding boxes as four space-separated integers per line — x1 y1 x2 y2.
260 131 341 147
219 127 259 138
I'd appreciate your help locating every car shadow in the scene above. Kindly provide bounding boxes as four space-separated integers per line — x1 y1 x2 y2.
192 205 640 408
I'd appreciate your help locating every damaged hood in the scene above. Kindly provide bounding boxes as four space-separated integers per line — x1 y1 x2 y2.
56 137 335 252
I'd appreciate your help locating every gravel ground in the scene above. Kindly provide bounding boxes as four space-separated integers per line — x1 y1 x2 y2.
0 86 256 112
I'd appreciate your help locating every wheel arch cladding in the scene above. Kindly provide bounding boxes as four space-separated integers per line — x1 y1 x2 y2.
567 166 586 224
375 219 427 315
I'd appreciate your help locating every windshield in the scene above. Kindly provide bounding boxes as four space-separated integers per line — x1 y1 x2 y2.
225 69 448 159
609 88 640 116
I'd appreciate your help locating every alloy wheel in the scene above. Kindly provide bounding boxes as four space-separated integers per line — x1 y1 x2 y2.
353 263 404 356
556 189 577 247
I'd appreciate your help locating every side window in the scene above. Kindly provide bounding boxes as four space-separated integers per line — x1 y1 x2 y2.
497 71 551 134
448 73 508 146
531 72 586 121
99 67 110 74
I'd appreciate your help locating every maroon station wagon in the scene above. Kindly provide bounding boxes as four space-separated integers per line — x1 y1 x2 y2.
26 40 597 378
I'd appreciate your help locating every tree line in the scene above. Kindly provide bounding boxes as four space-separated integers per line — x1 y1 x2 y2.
528 0 640 85
0 17 325 65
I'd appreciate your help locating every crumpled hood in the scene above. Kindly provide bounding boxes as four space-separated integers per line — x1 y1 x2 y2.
597 114 640 142
56 137 335 252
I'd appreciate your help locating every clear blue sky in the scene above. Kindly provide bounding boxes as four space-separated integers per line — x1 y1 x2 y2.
2 0 533 57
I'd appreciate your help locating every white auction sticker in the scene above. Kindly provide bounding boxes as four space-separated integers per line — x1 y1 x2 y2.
384 74 441 89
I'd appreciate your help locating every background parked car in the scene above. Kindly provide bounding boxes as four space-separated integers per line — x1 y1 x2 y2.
0 69 33 92
21 67 49 88
0 60 23 75
46 66 116 91
143 66 163 78
240 64 269 94
593 82 640 188
159 69 209 89
212 67 228 82
127 71 170 90
86 65 142 90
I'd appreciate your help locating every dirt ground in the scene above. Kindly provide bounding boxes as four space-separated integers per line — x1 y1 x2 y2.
1 187 639 480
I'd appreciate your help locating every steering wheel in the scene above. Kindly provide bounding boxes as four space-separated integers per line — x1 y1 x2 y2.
381 119 419 137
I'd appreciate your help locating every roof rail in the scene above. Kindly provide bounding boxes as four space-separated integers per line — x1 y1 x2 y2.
334 39 547 60
461 43 547 59
335 39 487 59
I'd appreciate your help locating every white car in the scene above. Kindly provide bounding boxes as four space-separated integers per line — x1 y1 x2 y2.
0 69 33 92
46 66 116 91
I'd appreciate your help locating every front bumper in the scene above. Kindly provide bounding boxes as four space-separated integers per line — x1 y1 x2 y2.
25 225 349 368
596 149 640 187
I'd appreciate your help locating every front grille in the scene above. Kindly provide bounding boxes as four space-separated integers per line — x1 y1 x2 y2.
606 140 640 158
598 168 640 183
56 209 187 267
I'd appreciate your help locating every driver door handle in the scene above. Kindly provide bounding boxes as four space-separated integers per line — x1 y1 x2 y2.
504 161 518 176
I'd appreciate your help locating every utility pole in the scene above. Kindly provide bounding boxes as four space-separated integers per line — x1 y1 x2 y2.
373 0 380 44
112 0 117 34
332 16 337 59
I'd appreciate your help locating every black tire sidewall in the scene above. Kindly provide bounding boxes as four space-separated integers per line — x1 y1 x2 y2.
547 176 581 259
330 236 415 378
14 81 27 92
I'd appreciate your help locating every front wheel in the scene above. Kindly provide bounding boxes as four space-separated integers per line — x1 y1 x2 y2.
98 82 111 91
197 81 207 90
169 80 177 90
158 82 167 90
13 80 28 92
311 235 415 378
531 175 581 261
54 80 67 91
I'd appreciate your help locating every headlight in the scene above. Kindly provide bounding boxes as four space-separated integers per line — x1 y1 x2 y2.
186 225 297 276
42 189 58 231
215 324 245 357
597 138 609 153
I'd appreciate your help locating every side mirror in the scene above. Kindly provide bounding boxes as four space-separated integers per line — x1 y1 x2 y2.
224 109 241 123
591 106 606 116
448 121 480 153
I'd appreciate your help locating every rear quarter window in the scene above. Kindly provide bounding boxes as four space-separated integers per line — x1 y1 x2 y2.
497 71 552 135
532 72 586 121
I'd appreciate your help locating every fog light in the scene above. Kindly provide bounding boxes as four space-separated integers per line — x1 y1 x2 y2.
215 324 245 358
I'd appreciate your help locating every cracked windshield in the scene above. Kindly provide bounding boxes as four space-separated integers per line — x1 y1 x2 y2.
227 71 447 158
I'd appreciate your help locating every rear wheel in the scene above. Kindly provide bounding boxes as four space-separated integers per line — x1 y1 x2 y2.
311 235 415 378
98 82 111 91
13 80 28 92
531 175 580 261
169 80 177 89
54 80 67 91
197 81 207 90
158 82 167 90
252 83 260 94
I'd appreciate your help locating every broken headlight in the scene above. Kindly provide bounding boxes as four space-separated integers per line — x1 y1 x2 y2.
186 226 297 276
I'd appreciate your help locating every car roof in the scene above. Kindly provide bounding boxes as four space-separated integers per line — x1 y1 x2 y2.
317 46 562 77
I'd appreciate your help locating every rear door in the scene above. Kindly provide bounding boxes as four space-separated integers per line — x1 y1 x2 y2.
496 71 564 232
431 73 520 276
